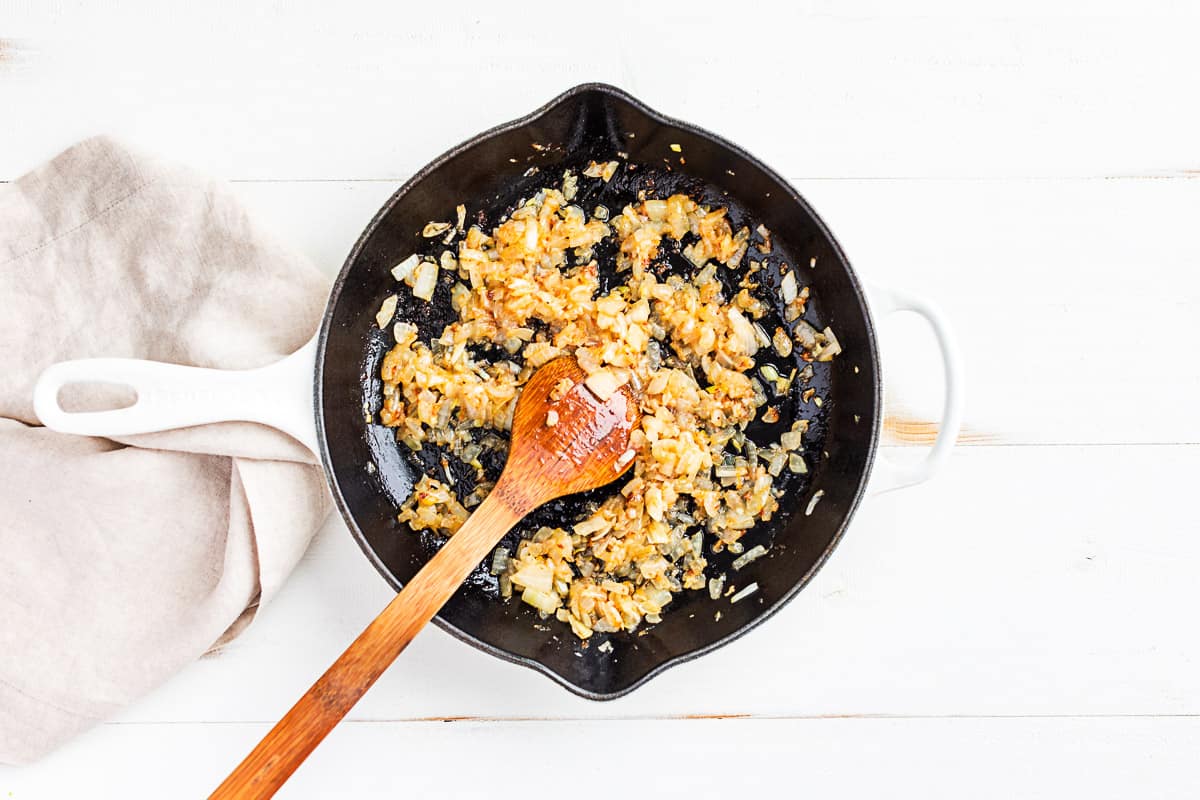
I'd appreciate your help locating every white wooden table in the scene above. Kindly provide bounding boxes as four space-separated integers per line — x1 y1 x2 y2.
3 2 1199 797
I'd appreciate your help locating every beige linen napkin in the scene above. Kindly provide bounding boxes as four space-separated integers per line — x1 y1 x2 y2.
0 138 332 764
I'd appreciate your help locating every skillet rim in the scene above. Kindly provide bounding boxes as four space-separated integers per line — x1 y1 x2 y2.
314 82 883 700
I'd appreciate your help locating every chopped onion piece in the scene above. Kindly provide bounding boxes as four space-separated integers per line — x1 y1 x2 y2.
805 489 825 516
730 582 759 604
393 321 417 343
584 368 626 402
460 444 482 466
728 228 750 269
732 545 768 571
511 562 554 593
584 160 619 181
390 254 419 282
788 453 808 474
708 573 727 600
755 224 772 254
411 260 438 301
573 515 610 536
753 322 772 350
793 319 819 351
450 282 470 312
375 294 398 328
766 448 787 477
422 221 452 238
817 326 842 361
644 199 668 220
645 485 666 521
781 270 798 303
727 307 759 355
521 587 561 614
490 547 510 576
773 327 793 357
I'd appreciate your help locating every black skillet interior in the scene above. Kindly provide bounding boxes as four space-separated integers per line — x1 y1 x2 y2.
317 84 881 699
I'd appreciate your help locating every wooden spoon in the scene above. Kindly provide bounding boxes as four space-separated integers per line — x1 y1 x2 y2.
211 357 640 799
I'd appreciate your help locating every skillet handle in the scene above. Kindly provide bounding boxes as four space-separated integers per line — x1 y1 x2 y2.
32 336 320 453
866 283 965 494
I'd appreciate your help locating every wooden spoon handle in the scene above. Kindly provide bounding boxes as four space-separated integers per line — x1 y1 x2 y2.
210 492 521 800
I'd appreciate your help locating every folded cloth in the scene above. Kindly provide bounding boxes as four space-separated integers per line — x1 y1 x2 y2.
0 138 332 764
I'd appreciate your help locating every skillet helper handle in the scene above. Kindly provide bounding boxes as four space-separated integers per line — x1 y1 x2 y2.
209 491 522 800
32 336 320 453
866 283 965 494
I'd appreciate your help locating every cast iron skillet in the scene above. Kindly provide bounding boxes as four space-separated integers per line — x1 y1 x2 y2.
32 83 963 699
